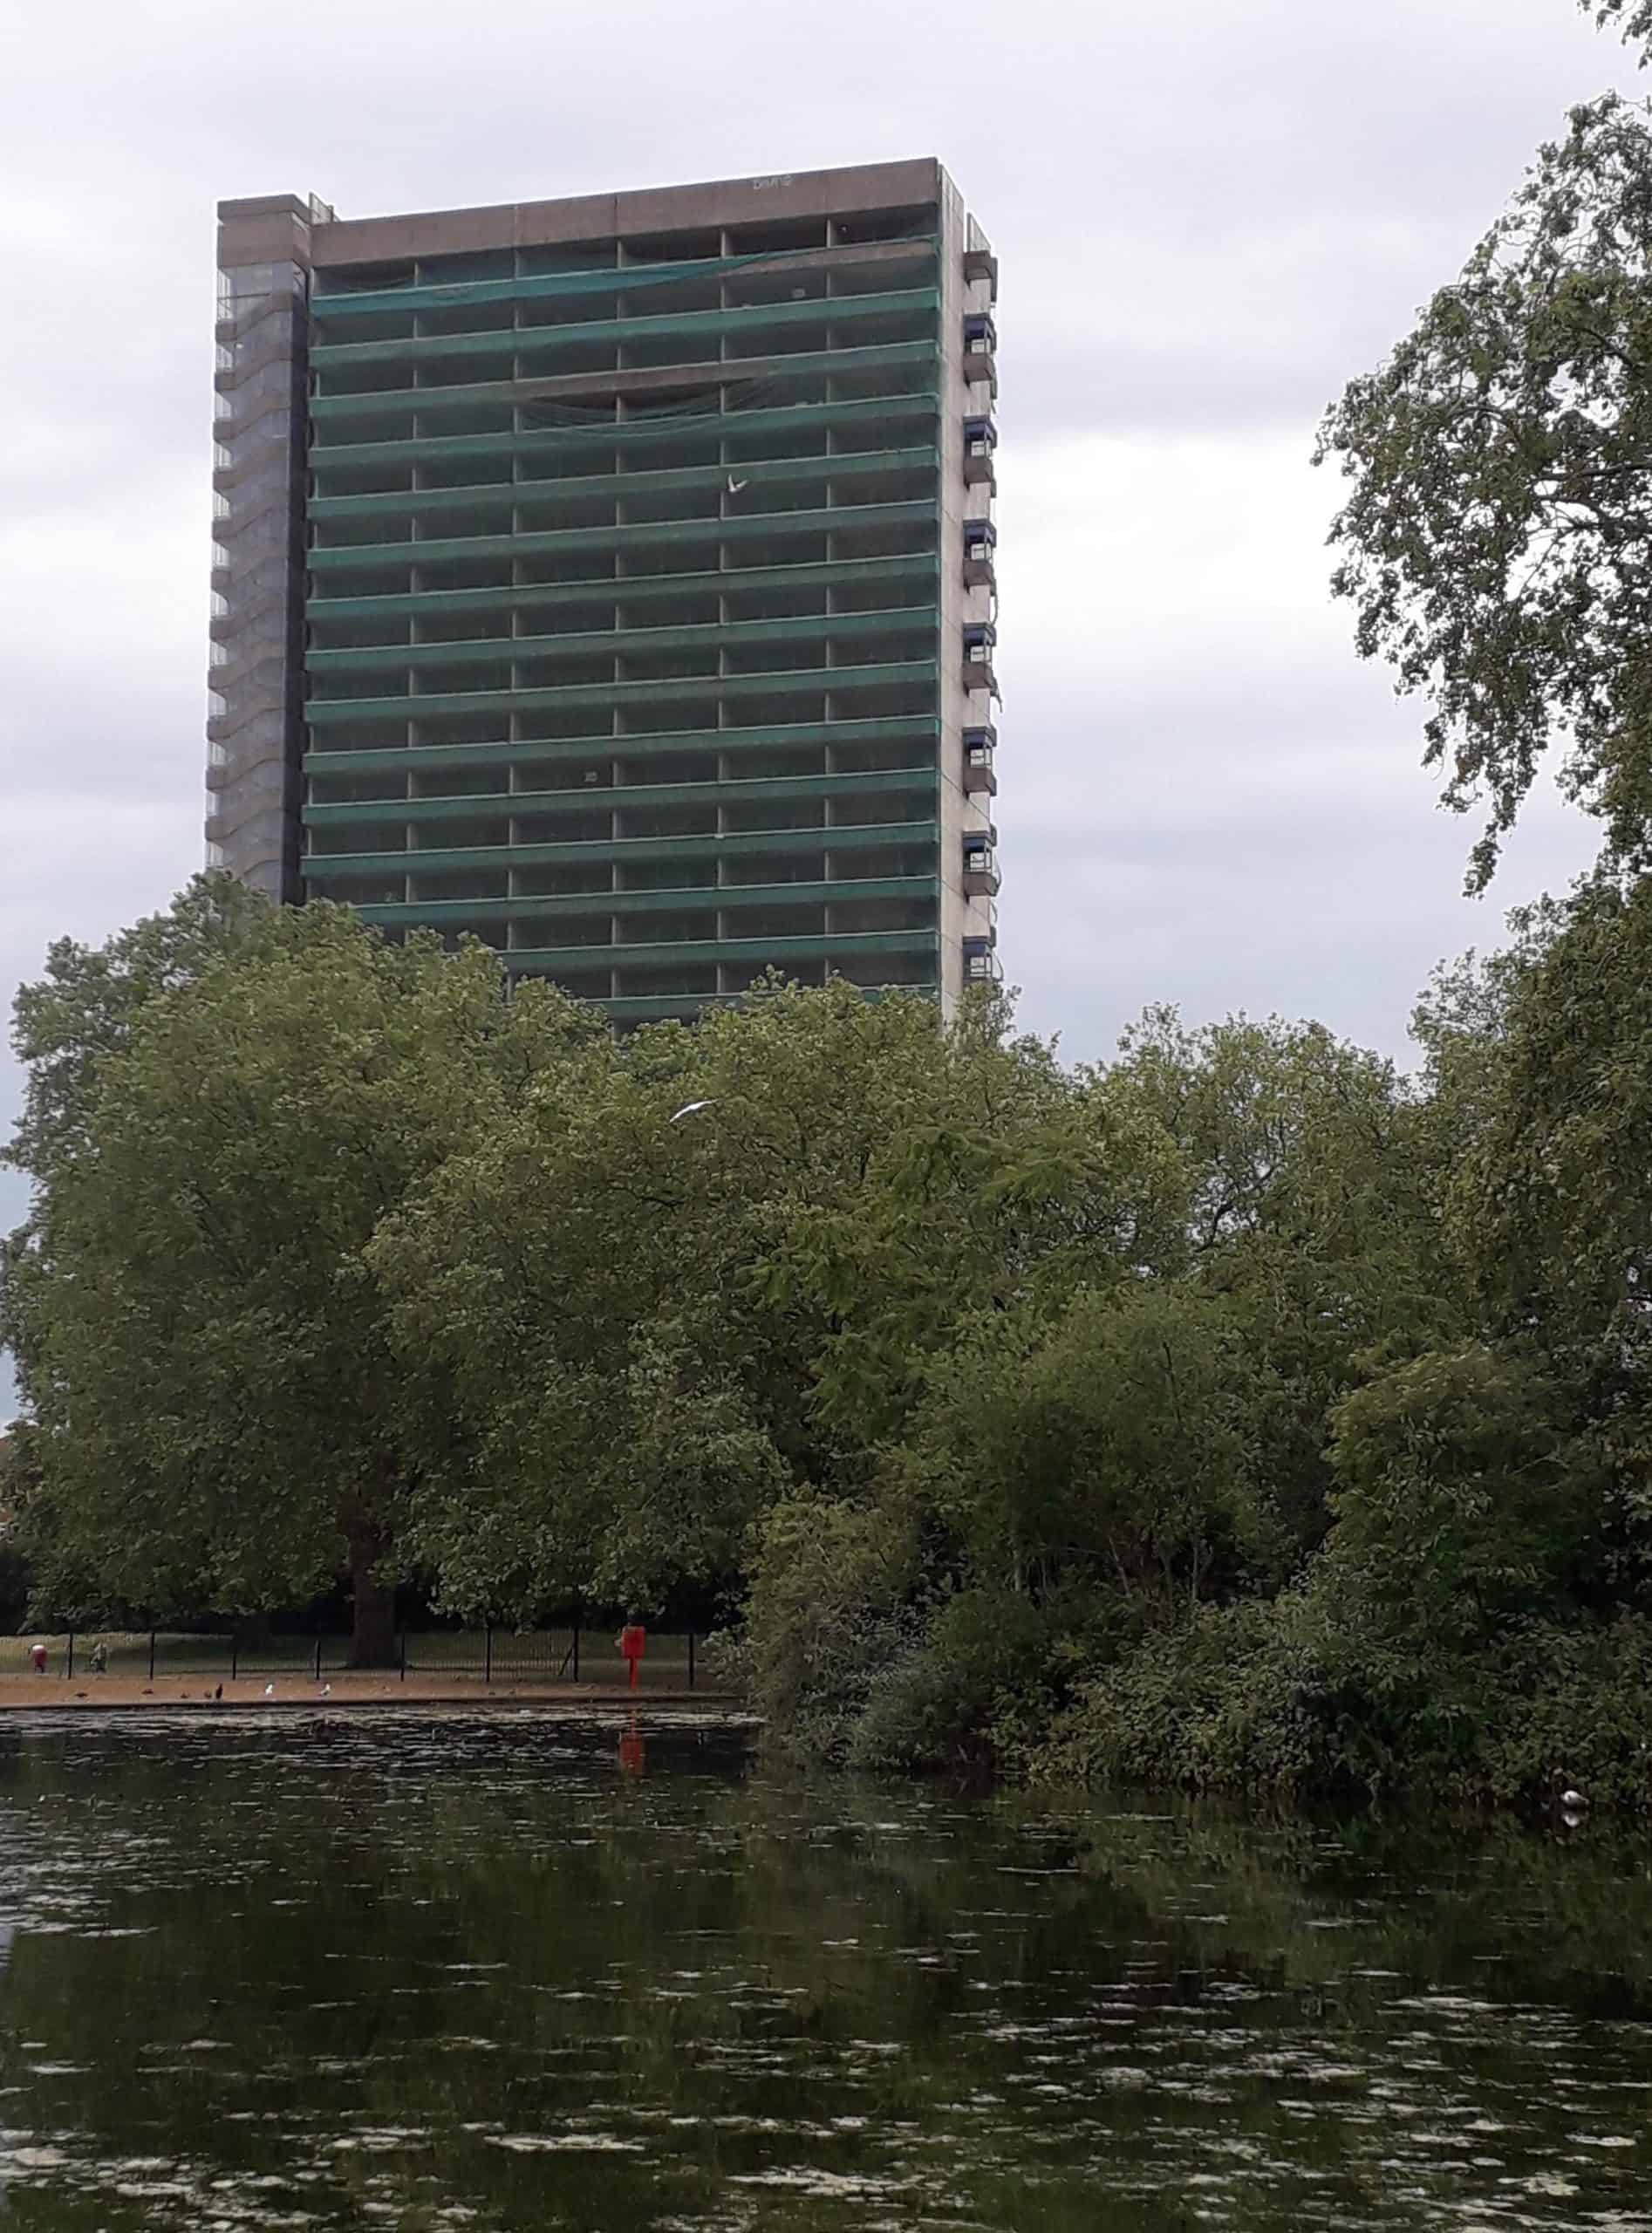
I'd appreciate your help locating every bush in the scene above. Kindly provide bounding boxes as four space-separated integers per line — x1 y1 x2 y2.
741 1495 918 1763
1030 1599 1334 1793
1026 1588 1652 1813
1478 1617 1652 1810
846 1587 1059 1772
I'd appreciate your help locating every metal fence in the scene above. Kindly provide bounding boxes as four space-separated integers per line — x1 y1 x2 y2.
0 1626 704 1688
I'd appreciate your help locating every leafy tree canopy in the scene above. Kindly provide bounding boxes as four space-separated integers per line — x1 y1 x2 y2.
1589 0 1652 61
3 895 582 1656
1318 88 1652 884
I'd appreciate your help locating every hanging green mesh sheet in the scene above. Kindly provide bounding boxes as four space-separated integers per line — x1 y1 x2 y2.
311 232 937 318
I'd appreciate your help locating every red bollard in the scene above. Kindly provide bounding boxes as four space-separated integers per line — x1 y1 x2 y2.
618 1622 646 1690
29 1642 47 1676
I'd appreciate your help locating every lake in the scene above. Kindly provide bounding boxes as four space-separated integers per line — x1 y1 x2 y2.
0 1709 1647 2229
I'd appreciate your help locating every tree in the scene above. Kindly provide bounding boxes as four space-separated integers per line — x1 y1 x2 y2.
909 1284 1263 1615
1589 0 1652 59
0 1424 38 1629
5 872 270 1182
1437 873 1652 1593
399 1328 788 1622
3 897 563 1663
372 975 1108 1547
1108 1009 1457 1560
1452 875 1652 1335
1317 89 1652 885
1323 1344 1586 1648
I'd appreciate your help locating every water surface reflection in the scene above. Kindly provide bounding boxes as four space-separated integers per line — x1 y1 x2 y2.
0 1710 1646 2229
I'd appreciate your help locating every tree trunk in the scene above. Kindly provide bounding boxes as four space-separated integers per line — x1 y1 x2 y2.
346 1517 399 1670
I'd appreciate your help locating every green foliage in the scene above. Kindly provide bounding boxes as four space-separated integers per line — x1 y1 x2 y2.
1029 1329 1644 1807
1453 875 1652 1334
403 1328 788 1620
2 894 557 1657
1476 1616 1652 1806
3 872 269 1182
1588 0 1652 61
1109 1008 1455 1559
848 1587 1067 1773
741 1494 920 1765
1034 1601 1652 1815
1318 91 1652 884
8 860 1652 1803
1323 1345 1588 1642
1031 1600 1332 1796
911 1285 1264 1611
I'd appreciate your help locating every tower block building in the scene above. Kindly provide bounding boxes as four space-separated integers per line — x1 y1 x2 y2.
207 160 1001 1020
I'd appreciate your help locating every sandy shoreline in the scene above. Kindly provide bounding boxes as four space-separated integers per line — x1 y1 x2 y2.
0 1675 733 1712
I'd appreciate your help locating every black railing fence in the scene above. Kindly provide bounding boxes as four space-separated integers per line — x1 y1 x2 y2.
0 1625 702 1689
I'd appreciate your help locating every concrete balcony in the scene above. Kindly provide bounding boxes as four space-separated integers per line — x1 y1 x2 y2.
962 415 997 487
963 243 999 300
305 602 936 681
963 313 997 386
214 329 298 395
311 388 938 475
305 654 939 728
211 589 289 644
309 283 939 379
307 443 938 527
213 435 293 495
306 494 940 578
962 932 1001 984
962 727 997 795
962 840 1000 898
213 493 291 550
305 763 931 834
351 871 934 932
304 714 941 781
302 815 940 880
963 623 997 693
963 519 997 589
309 337 944 429
500 926 937 974
207 696 289 746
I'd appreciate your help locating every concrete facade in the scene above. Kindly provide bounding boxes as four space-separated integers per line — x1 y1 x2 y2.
207 160 1000 1017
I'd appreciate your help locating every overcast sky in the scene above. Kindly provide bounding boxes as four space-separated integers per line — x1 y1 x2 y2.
0 0 1636 1408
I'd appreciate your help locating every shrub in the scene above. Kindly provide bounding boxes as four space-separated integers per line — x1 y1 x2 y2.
742 1495 917 1763
846 1587 1059 1772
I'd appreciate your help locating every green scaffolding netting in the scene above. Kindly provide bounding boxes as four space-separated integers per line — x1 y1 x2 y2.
311 230 938 318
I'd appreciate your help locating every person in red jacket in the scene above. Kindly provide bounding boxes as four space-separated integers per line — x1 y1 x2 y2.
617 1617 646 1690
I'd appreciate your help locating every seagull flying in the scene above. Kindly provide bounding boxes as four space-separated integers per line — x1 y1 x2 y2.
670 1099 716 1124
263 1683 276 1698
726 475 747 495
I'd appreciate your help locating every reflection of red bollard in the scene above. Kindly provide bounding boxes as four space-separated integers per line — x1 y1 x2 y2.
28 1643 46 1676
618 1622 646 1690
618 1713 645 1774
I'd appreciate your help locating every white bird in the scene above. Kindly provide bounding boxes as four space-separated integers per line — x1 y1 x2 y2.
670 1099 716 1124
319 1684 331 1699
263 1683 276 1698
1561 1786 1588 1811
726 475 747 495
